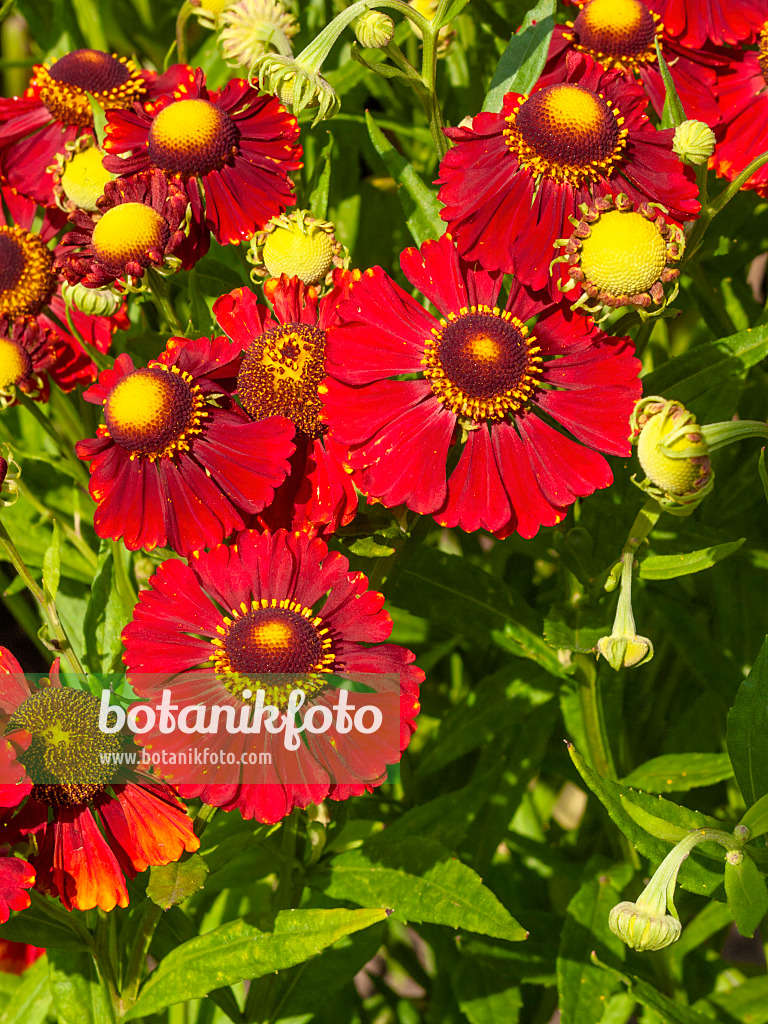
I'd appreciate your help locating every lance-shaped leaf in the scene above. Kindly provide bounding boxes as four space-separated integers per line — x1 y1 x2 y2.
727 636 768 806
724 853 768 937
483 0 556 112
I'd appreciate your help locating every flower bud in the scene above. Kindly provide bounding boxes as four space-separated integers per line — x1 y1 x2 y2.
251 54 340 125
0 446 20 507
673 120 716 166
61 281 123 318
596 634 654 671
247 209 349 288
609 900 682 951
630 397 713 515
353 10 395 48
218 0 299 66
726 849 744 866
733 824 751 843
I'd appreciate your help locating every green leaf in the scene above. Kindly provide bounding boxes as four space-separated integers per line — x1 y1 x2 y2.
568 745 725 898
146 854 209 910
82 545 132 675
347 536 396 557
619 797 692 844
641 325 768 410
592 955 714 1024
434 0 471 29
85 94 107 147
759 448 768 507
42 520 60 602
639 539 745 580
739 790 768 839
557 867 630 1024
707 975 768 1024
48 950 112 1024
365 110 444 246
315 835 527 941
621 753 734 794
70 0 107 50
0 955 50 1024
483 0 556 112
656 40 687 128
724 853 768 937
308 132 333 220
126 908 388 1019
727 635 768 806
544 605 611 654
0 903 88 952
453 954 523 1024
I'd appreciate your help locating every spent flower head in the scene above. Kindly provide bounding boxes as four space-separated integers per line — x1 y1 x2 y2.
219 0 298 66
247 209 349 288
250 53 340 125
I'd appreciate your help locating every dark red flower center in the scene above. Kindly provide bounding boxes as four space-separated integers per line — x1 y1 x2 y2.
148 99 240 176
571 0 659 62
35 50 145 127
0 227 56 318
237 323 326 437
103 365 207 460
0 337 32 390
91 203 171 271
422 306 543 423
7 687 124 807
211 599 336 707
506 84 628 186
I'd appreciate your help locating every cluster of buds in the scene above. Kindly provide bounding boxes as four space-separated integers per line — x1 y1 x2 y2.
247 210 349 289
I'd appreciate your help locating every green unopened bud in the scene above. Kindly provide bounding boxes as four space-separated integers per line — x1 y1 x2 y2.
61 281 123 318
596 634 654 671
352 10 395 48
630 397 713 515
734 824 751 843
673 120 716 166
251 53 339 125
218 0 298 65
0 446 20 507
609 899 682 951
248 209 349 288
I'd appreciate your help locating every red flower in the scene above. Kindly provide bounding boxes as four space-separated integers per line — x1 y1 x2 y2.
103 66 302 245
0 318 59 405
321 234 642 538
121 529 422 823
436 52 699 291
0 188 124 390
55 170 209 287
0 940 44 974
645 0 766 47
213 271 360 535
712 24 768 196
0 49 160 206
0 647 199 913
539 0 727 126
75 335 295 555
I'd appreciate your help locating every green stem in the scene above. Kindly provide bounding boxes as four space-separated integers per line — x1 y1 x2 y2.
605 501 662 592
0 518 88 683
110 540 137 612
193 800 218 838
93 911 120 1021
146 268 184 335
574 654 614 780
118 901 163 1017
684 149 768 263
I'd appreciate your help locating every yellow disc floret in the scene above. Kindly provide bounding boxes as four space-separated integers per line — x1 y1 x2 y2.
0 227 56 318
422 305 543 423
92 203 169 270
505 84 627 186
103 364 207 461
60 145 115 212
148 99 240 175
263 224 335 285
0 337 32 389
579 210 668 298
35 50 145 128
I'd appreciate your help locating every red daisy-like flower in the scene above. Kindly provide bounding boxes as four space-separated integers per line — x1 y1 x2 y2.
437 52 699 291
0 318 59 406
121 529 422 823
102 66 302 245
0 940 44 974
321 233 642 538
213 271 360 536
75 335 295 555
0 49 163 207
0 647 199 913
712 24 768 196
0 187 124 390
645 0 766 47
55 169 209 287
539 0 726 126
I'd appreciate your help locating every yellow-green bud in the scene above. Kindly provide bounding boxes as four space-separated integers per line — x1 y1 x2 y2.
596 634 654 671
609 900 682 951
353 10 395 48
672 120 716 166
0 445 20 507
61 281 123 318
251 54 340 125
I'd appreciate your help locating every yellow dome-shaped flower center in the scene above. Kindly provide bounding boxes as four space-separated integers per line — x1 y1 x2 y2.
0 337 32 389
148 99 240 176
572 0 659 63
263 226 335 286
60 145 115 212
579 210 669 298
506 83 627 186
36 50 145 128
238 322 326 437
8 687 124 807
103 365 207 460
211 599 336 709
637 409 705 495
422 305 543 423
0 227 56 318
92 203 170 270
759 23 768 83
